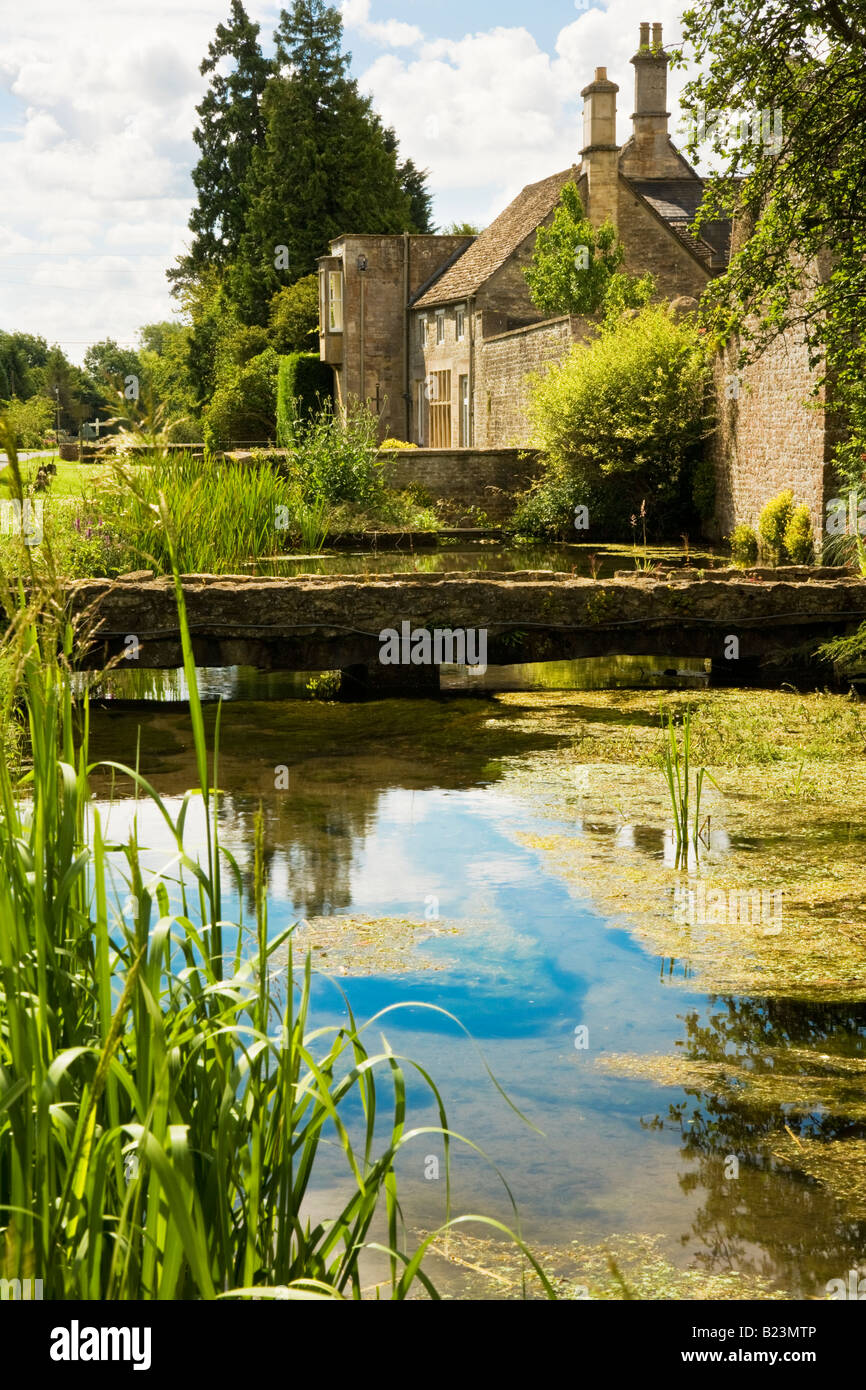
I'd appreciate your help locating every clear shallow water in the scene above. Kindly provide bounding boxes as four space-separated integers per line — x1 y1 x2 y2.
86 693 866 1298
77 654 711 704
248 539 724 579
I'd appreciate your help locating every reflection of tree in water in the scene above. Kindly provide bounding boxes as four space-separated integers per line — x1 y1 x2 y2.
221 785 375 918
648 996 866 1295
90 691 562 919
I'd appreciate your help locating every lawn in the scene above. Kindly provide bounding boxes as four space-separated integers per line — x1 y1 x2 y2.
1 455 118 497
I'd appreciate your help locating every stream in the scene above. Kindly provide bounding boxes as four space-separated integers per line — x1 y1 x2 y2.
84 664 866 1299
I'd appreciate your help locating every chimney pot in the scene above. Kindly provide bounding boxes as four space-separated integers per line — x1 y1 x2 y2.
596 66 607 80
652 22 663 46
639 21 649 45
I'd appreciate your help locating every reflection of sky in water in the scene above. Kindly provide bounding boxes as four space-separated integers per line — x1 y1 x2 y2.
92 786 695 1044
84 725 865 1296
88 783 719 1261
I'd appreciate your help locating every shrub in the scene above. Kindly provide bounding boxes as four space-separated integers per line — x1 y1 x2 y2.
202 348 280 451
729 523 759 566
290 402 384 508
524 181 654 319
524 305 711 539
269 274 320 354
276 353 332 447
0 394 55 448
784 504 815 564
758 489 795 562
380 438 418 450
509 471 591 540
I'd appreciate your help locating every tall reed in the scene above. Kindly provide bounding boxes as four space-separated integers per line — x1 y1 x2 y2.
112 452 297 574
660 704 718 866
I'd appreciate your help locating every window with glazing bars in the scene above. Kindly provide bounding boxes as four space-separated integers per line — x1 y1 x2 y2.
429 370 451 447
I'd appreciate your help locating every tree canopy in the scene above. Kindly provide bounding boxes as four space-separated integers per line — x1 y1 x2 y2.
172 1 432 326
675 0 866 484
524 183 653 319
168 0 270 291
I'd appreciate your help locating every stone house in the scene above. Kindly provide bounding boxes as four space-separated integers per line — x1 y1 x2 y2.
318 22 729 449
318 21 835 541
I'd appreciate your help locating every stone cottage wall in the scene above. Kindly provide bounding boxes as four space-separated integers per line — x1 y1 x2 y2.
616 180 712 301
710 327 836 543
379 447 543 521
474 316 591 448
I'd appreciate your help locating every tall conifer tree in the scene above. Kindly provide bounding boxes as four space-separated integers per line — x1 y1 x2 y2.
169 1 270 291
229 0 419 322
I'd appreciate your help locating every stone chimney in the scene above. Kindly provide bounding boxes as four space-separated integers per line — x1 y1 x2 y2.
627 20 671 174
580 67 619 228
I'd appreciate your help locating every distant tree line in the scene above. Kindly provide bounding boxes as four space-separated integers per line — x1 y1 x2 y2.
161 0 435 442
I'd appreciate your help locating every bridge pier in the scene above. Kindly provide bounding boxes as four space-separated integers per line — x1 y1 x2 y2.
338 661 441 699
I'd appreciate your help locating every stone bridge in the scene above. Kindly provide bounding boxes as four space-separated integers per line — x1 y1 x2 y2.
63 567 866 692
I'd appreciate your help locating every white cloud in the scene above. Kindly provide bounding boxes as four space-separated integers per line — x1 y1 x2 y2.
355 1 707 231
341 0 423 49
0 0 710 360
361 27 577 228
0 2 233 356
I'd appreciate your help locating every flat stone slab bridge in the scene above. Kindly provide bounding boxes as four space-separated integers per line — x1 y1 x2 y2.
63 566 866 692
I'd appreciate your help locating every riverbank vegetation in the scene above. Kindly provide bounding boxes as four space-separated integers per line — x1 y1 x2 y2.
0 409 442 579
510 303 713 542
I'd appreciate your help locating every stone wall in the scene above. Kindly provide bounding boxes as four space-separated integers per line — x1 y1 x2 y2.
379 447 543 521
710 327 836 543
474 316 589 448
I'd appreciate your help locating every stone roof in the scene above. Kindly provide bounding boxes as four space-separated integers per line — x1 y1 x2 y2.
625 177 732 265
411 166 730 313
412 166 579 309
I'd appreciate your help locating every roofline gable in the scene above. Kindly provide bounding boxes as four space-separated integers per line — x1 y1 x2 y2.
412 165 580 310
620 173 718 272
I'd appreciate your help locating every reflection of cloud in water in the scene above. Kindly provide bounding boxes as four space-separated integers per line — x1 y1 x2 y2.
465 855 541 888
661 826 732 869
350 835 426 905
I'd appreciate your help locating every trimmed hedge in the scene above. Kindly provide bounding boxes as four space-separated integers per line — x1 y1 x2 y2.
202 348 279 452
276 353 332 445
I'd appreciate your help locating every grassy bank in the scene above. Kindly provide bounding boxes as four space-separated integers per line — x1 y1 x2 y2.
1 451 442 578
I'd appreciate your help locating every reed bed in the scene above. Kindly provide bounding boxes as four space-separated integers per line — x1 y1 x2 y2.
112 452 297 574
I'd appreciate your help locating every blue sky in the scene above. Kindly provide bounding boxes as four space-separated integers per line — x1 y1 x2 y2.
0 0 699 361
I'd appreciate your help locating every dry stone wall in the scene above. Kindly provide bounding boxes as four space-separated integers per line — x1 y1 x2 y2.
379 447 543 521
